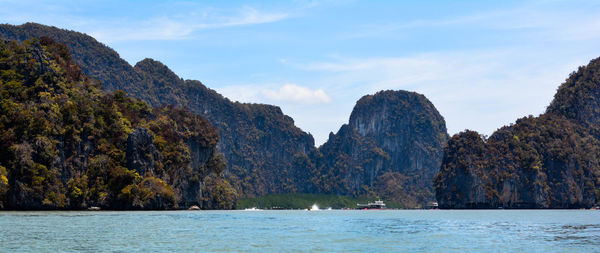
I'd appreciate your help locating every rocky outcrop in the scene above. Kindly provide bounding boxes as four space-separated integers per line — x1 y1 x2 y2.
435 57 600 209
317 90 448 208
127 127 161 177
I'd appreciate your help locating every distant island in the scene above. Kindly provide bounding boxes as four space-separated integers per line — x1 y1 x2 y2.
0 23 598 210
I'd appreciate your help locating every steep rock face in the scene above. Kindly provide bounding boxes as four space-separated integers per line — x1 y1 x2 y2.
125 126 227 208
132 60 318 196
0 23 318 197
317 90 448 208
0 39 236 210
127 127 161 177
435 57 600 209
433 131 495 208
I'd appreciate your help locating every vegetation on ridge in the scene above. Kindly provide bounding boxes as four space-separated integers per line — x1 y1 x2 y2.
0 38 236 210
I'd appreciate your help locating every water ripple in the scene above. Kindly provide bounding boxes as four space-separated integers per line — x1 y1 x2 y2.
0 210 598 252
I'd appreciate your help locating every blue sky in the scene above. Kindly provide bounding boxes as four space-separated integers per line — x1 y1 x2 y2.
1 0 600 145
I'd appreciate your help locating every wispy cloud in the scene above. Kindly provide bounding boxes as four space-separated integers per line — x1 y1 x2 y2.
345 1 600 41
0 2 291 43
89 7 289 42
200 7 288 28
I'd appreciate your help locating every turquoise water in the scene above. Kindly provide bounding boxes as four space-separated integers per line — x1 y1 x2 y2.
0 210 599 252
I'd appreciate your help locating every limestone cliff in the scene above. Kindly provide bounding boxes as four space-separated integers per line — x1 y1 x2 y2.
0 39 236 210
317 90 448 208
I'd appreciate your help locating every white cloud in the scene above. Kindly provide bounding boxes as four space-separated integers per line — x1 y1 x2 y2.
89 7 288 42
201 7 288 28
262 83 331 104
218 83 331 104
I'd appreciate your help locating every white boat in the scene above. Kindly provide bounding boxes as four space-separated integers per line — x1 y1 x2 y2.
356 200 386 209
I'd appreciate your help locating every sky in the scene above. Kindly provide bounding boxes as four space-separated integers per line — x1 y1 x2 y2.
1 0 599 145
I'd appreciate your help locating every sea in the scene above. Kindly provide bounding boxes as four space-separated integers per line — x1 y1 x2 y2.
0 210 598 252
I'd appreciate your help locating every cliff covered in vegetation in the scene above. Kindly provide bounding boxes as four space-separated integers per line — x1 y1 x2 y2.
435 57 600 208
0 38 236 210
316 91 448 208
0 23 317 197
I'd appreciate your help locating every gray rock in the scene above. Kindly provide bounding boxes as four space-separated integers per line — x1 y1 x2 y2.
317 90 448 208
126 127 161 177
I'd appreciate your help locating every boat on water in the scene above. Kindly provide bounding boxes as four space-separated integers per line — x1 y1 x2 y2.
356 200 386 209
424 202 439 209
